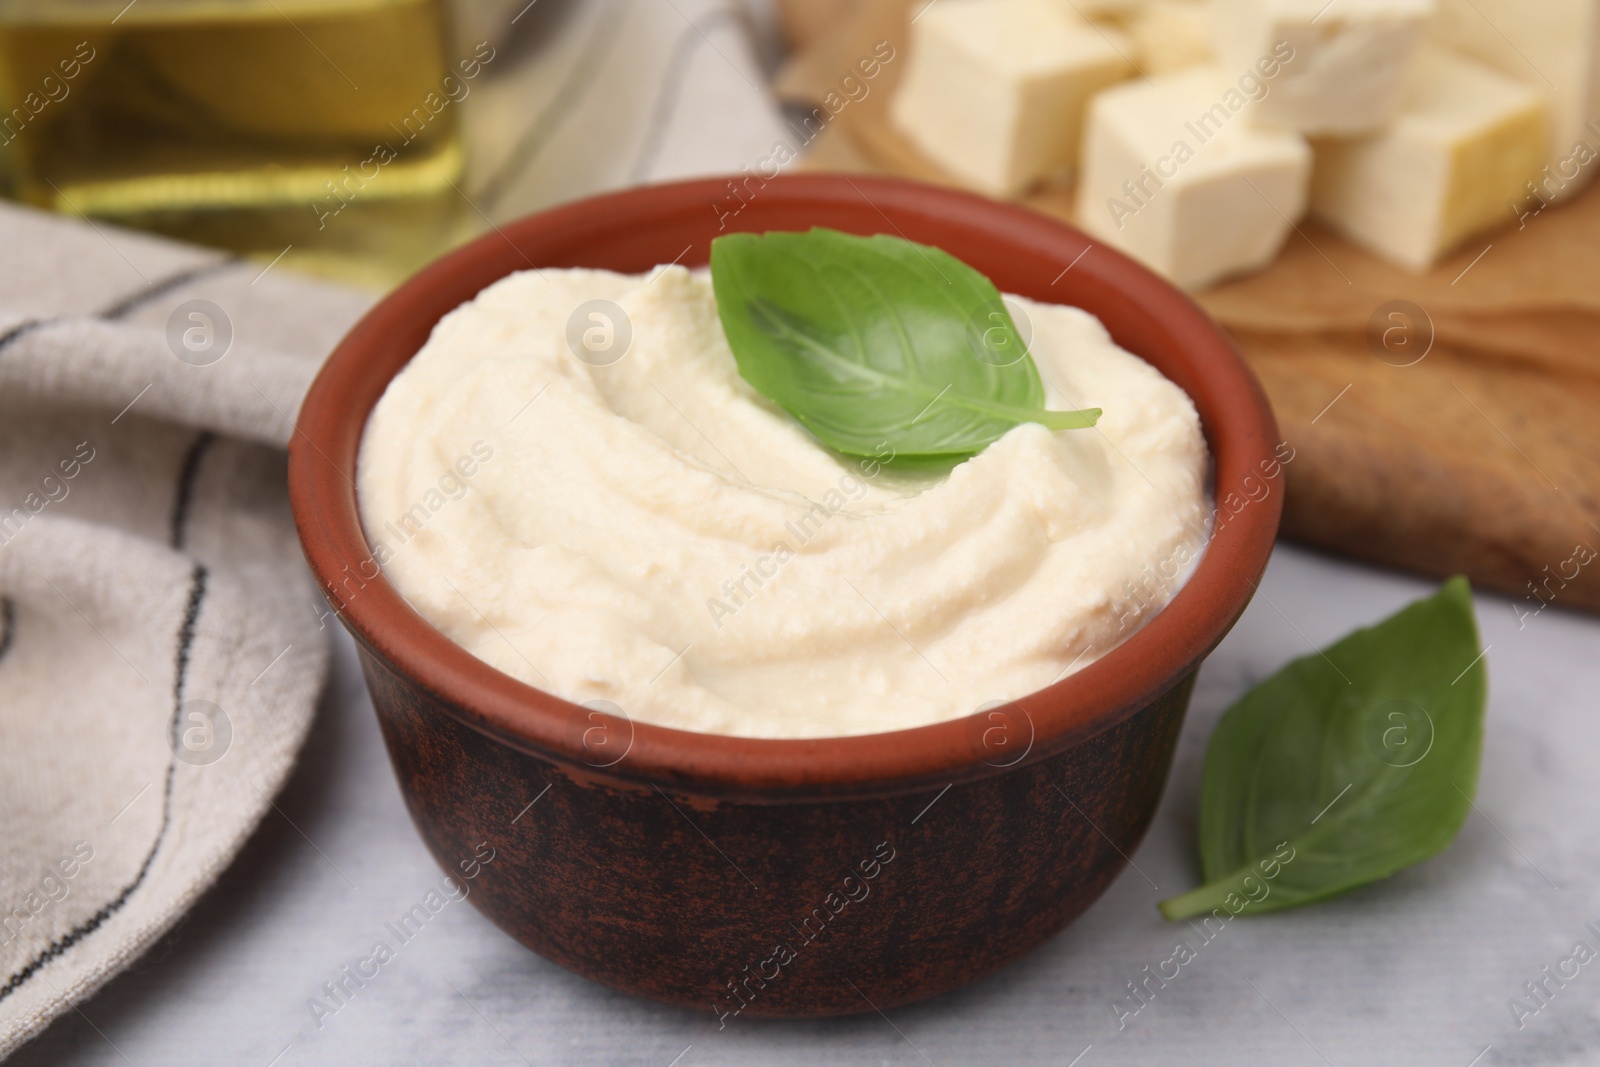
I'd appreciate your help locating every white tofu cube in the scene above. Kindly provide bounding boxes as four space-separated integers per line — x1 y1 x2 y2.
1310 47 1547 270
1129 0 1215 74
1434 0 1600 200
890 0 1134 196
1076 66 1312 289
1211 0 1435 134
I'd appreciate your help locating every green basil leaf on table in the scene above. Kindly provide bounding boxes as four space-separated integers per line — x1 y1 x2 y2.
709 228 1100 467
1159 577 1488 920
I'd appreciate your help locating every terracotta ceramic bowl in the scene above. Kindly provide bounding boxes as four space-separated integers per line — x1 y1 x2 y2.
289 174 1281 1019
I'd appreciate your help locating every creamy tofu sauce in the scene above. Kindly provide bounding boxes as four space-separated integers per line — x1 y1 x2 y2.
357 265 1210 738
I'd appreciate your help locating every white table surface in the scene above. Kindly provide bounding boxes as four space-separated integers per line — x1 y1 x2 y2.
12 543 1598 1067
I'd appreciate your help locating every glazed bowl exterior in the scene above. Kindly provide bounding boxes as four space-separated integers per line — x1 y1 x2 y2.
289 174 1282 1018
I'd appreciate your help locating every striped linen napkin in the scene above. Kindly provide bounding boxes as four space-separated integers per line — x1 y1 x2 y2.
0 203 371 1057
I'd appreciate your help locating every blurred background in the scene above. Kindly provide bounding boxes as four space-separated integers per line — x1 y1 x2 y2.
0 0 793 288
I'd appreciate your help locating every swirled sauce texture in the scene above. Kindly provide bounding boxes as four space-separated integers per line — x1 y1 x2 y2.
357 266 1209 738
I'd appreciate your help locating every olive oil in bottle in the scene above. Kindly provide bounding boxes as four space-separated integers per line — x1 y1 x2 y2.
0 0 476 286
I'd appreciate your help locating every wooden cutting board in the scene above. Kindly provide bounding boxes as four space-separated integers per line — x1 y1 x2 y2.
776 0 1600 617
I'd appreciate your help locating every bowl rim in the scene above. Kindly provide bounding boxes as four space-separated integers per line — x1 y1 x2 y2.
289 173 1281 799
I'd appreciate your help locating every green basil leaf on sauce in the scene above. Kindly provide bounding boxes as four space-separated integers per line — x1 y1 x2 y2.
709 228 1100 466
1159 577 1487 921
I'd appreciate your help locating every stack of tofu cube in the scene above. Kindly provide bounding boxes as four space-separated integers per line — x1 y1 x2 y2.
889 0 1589 288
